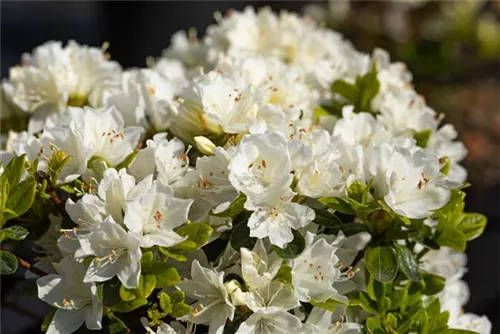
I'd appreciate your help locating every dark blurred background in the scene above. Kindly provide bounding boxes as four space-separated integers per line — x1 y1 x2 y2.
1 1 499 333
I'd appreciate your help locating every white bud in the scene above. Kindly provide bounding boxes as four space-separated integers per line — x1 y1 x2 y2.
194 136 216 155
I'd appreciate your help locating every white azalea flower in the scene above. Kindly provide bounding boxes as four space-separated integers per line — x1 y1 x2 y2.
124 181 192 248
42 106 143 183
449 313 492 334
240 239 281 290
66 168 152 225
228 131 292 206
367 141 450 219
303 307 363 334
291 232 348 303
3 40 121 133
75 216 142 288
236 281 301 334
36 256 103 334
179 260 236 334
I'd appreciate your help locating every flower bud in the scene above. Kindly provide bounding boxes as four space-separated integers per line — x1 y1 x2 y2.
194 136 216 155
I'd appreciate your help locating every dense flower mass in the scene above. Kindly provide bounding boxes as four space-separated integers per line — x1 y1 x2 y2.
0 6 491 334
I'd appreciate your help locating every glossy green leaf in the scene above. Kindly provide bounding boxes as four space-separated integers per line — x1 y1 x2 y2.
96 278 122 306
273 229 305 259
112 298 148 313
119 274 156 301
436 226 466 251
3 176 36 223
366 316 385 334
0 225 29 242
394 244 421 281
1 154 27 186
310 298 341 312
365 246 398 283
155 267 181 289
158 247 187 262
230 222 257 250
0 250 18 275
170 302 192 318
457 213 487 241
159 292 172 314
173 223 213 250
273 264 292 284
422 273 446 296
414 129 432 148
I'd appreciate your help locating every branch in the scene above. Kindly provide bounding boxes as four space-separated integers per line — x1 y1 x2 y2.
16 255 48 277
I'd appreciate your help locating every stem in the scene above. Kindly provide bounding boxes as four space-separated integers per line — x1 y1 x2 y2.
16 255 48 276
416 247 430 261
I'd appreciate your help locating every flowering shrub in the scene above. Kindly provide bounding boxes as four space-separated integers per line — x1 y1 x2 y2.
0 6 492 334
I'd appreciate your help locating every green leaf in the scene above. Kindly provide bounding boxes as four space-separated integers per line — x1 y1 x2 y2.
119 274 156 301
331 80 359 102
0 225 29 242
47 150 72 185
212 193 246 217
335 223 369 237
41 308 56 332
273 229 305 259
155 267 181 289
96 278 122 306
378 296 391 314
1 154 26 186
429 311 450 333
108 316 129 334
394 244 421 282
170 290 185 304
319 196 365 216
170 302 192 318
0 250 18 275
436 226 466 251
313 208 342 228
115 150 139 170
357 291 379 314
365 246 398 283
366 316 385 334
112 298 148 313
426 297 441 316
310 298 342 312
347 180 373 204
389 288 407 311
356 64 380 112
367 273 385 301
387 313 398 329
230 222 257 250
439 157 451 175
273 264 292 284
414 129 432 148
159 292 172 313
457 213 487 241
172 223 213 251
0 178 10 211
422 273 446 295
3 176 36 223
158 247 187 262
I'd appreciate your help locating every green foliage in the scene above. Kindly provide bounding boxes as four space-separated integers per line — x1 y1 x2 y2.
394 244 421 282
365 246 398 283
0 225 29 242
273 229 305 259
414 129 432 148
96 279 122 306
119 275 157 302
273 264 292 284
115 150 139 170
230 221 257 250
310 298 344 312
41 308 56 332
421 272 446 295
0 250 18 275
330 64 380 113
140 251 181 289
171 223 213 252
47 150 72 186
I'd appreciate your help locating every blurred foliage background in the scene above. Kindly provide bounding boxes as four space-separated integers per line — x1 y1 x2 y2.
1 1 498 333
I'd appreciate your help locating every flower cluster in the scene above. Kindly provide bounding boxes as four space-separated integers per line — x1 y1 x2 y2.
0 6 491 334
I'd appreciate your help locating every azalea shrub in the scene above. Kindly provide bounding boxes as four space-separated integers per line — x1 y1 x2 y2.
0 6 492 334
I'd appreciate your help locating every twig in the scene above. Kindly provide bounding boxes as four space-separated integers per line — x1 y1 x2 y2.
16 255 48 277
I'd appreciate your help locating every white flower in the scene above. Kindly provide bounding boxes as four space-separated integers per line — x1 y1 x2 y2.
236 281 301 334
37 256 103 334
303 306 363 334
290 232 347 303
100 69 178 131
124 181 192 248
246 191 315 248
3 40 121 133
449 313 492 334
66 168 152 225
228 131 292 206
240 239 281 290
42 106 143 183
367 141 450 219
179 260 235 334
75 216 142 288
